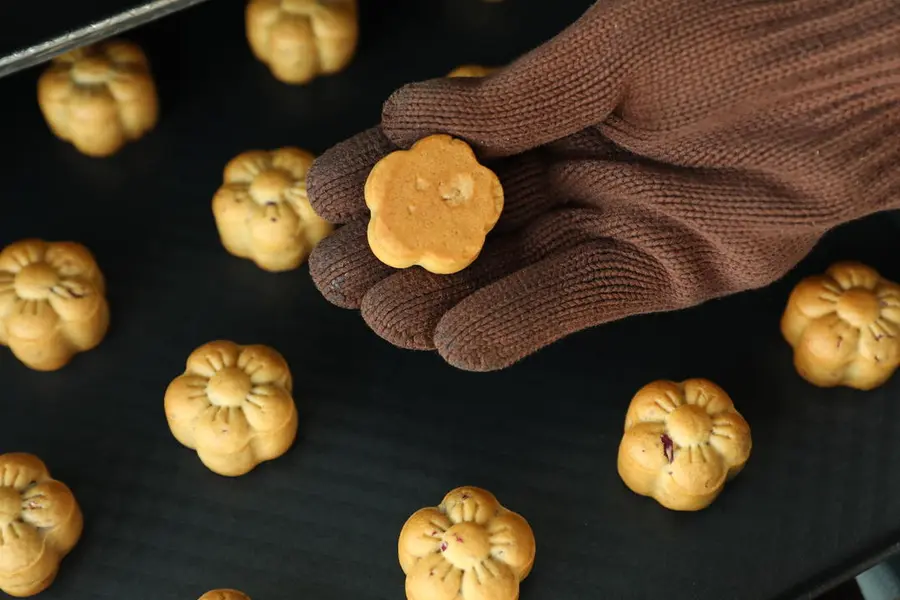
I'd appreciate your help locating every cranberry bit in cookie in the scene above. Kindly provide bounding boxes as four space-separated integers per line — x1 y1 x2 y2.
661 434 675 464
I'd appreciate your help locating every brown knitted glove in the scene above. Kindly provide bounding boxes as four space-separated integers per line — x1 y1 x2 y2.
308 0 900 371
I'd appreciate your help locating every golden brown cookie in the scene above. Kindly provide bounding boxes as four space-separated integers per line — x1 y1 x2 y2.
212 148 333 272
246 0 358 84
398 486 535 600
781 261 900 390
617 379 752 511
365 134 504 274
0 453 83 597
198 590 251 600
0 239 109 371
447 65 496 78
164 340 298 477
37 39 158 157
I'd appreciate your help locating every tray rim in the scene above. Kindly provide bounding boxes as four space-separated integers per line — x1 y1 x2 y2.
0 0 212 79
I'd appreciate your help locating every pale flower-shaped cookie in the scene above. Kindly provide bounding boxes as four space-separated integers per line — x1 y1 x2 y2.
37 39 158 157
781 261 900 390
246 0 358 84
198 589 251 600
398 486 535 600
0 239 109 371
212 148 333 272
617 379 752 512
164 341 298 477
365 135 504 275
0 453 83 598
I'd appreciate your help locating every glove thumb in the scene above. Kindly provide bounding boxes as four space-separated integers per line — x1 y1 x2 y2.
381 2 629 157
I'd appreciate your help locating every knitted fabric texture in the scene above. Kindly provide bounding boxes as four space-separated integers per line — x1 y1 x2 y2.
307 0 900 371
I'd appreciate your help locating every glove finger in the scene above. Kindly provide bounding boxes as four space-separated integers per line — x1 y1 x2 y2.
381 4 624 157
359 208 611 351
434 239 673 372
486 149 555 234
308 219 395 309
492 128 628 233
306 126 397 224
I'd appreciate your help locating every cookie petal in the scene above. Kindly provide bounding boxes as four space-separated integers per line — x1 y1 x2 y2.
617 421 670 497
271 147 315 180
623 380 683 428
683 379 733 416
194 405 252 455
487 511 535 580
0 241 45 273
0 522 44 573
708 412 752 470
238 344 292 389
43 243 101 282
405 553 461 600
0 454 49 490
243 383 295 432
224 151 272 184
6 299 59 341
462 559 519 600
441 487 500 525
668 444 726 497
398 507 451 573
798 314 859 368
828 262 880 291
164 375 212 448
186 341 242 377
0 271 17 322
20 481 76 530
47 278 103 322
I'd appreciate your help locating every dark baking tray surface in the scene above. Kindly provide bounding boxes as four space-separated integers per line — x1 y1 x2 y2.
2 1 899 599
0 0 211 78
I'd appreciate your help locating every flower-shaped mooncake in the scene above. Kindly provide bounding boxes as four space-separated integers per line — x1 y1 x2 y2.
365 134 504 275
0 239 109 371
37 39 158 157
198 590 251 600
246 0 358 85
0 453 83 597
398 486 535 600
781 261 900 390
447 65 496 78
617 379 752 512
212 148 333 272
165 340 298 477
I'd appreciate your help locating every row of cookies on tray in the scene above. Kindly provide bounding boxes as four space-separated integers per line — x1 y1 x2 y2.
35 0 497 159
0 375 747 599
8 341 898 600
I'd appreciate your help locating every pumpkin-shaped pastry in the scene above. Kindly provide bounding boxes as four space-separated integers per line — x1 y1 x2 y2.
0 240 109 371
164 340 299 477
365 134 504 274
398 486 535 600
198 590 251 600
246 0 358 85
0 453 83 597
617 379 752 511
212 148 332 272
37 39 158 157
781 261 900 390
447 65 497 78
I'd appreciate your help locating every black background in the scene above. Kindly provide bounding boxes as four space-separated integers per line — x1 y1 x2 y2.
1 0 899 599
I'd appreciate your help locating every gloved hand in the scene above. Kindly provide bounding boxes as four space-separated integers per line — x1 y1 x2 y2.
307 0 900 371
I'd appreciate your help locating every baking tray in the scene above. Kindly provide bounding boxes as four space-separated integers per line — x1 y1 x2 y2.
0 0 212 78
1 0 899 599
